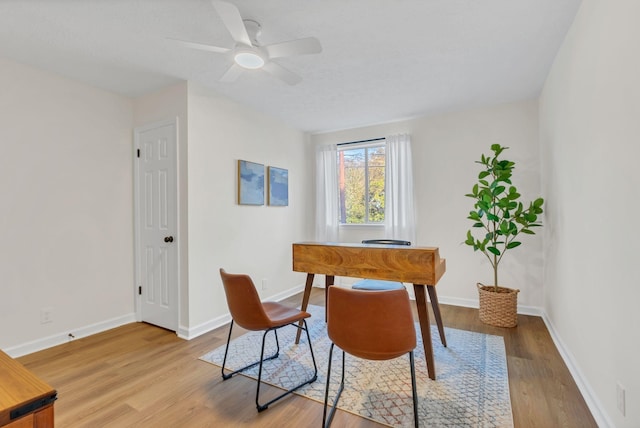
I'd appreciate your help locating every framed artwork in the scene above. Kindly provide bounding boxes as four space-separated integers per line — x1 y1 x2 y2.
268 166 288 206
238 160 264 205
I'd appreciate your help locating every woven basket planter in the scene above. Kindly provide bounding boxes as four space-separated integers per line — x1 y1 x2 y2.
477 283 520 328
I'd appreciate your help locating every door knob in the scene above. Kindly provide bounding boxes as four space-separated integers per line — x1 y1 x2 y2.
164 236 174 243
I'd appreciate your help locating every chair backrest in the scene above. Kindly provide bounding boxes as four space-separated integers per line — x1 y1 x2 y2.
219 269 271 331
327 286 416 360
361 239 411 246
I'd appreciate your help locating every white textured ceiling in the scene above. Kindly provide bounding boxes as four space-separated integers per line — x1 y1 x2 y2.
0 0 581 133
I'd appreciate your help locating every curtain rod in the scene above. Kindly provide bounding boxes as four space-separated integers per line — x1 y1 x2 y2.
337 137 385 146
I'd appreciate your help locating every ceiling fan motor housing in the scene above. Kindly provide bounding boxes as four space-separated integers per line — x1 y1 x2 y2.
243 19 262 46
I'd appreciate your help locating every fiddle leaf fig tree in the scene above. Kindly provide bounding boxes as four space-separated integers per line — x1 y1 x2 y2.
465 144 544 291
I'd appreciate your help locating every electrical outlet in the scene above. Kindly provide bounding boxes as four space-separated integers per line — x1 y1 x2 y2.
40 307 53 324
617 382 626 416
262 279 268 290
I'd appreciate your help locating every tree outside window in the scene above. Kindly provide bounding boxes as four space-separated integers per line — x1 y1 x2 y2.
338 144 385 224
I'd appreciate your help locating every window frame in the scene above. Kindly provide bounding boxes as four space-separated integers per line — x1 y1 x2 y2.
337 140 386 225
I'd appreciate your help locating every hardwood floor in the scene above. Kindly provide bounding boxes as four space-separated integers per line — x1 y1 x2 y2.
17 288 597 427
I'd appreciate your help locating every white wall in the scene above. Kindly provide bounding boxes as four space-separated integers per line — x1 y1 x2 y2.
539 1 640 426
311 100 543 309
0 68 316 352
0 58 135 354
185 82 314 330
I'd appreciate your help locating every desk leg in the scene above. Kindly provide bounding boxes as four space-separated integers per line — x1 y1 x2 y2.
324 275 334 322
413 284 436 380
427 285 447 347
295 273 315 344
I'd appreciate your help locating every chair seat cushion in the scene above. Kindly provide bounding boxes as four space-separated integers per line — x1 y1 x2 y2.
262 301 310 328
351 279 405 291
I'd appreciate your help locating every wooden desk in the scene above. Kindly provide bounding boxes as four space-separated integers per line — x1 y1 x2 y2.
0 351 56 427
292 241 446 380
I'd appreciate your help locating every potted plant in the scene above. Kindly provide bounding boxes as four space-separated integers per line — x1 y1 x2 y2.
464 144 544 327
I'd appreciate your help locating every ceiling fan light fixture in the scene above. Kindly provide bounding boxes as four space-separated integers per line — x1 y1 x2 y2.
234 51 265 69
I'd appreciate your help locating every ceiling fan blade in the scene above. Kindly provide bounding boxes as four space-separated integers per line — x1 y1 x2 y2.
219 63 244 82
264 37 322 59
262 62 302 86
212 1 252 47
167 38 230 54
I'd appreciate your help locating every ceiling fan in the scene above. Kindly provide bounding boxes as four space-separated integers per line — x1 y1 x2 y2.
173 1 322 85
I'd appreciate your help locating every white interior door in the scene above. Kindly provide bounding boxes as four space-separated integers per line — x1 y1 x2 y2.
134 120 178 331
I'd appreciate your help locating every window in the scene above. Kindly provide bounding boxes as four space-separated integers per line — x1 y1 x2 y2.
338 142 385 224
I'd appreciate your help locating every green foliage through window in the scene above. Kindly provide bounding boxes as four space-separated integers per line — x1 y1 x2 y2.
338 144 385 224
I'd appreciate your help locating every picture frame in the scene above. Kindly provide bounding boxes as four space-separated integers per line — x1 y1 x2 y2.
238 160 265 205
268 166 289 206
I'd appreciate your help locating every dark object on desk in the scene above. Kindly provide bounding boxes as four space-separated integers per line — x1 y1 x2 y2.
322 286 419 428
352 239 412 291
361 239 411 246
219 268 318 412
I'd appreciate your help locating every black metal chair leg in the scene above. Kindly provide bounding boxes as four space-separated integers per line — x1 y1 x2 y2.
322 343 345 428
221 322 279 381
221 320 235 380
322 343 335 427
410 350 419 427
255 320 318 412
255 329 270 411
303 319 318 378
323 348 419 428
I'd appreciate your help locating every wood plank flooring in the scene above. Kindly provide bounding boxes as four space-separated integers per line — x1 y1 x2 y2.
16 288 597 427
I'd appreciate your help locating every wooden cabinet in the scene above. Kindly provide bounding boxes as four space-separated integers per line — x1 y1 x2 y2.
0 351 56 427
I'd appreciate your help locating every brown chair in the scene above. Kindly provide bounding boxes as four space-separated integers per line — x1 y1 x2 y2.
352 239 412 291
322 286 419 427
219 268 318 412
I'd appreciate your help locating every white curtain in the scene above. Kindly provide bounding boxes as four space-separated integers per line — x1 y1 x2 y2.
385 134 417 244
315 144 339 241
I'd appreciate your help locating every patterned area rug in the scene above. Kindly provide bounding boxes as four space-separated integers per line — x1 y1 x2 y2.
200 305 513 427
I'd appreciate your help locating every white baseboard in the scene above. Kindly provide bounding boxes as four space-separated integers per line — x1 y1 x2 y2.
437 295 477 308
178 313 232 341
541 313 613 428
5 285 308 355
177 283 307 340
267 283 306 303
431 294 544 317
4 313 137 358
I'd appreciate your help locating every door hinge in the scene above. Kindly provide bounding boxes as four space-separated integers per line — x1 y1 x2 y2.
138 286 142 295
137 149 140 158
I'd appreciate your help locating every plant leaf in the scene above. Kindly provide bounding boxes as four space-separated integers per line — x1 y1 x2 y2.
508 191 521 200
465 231 475 245
487 246 501 256
506 241 521 249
